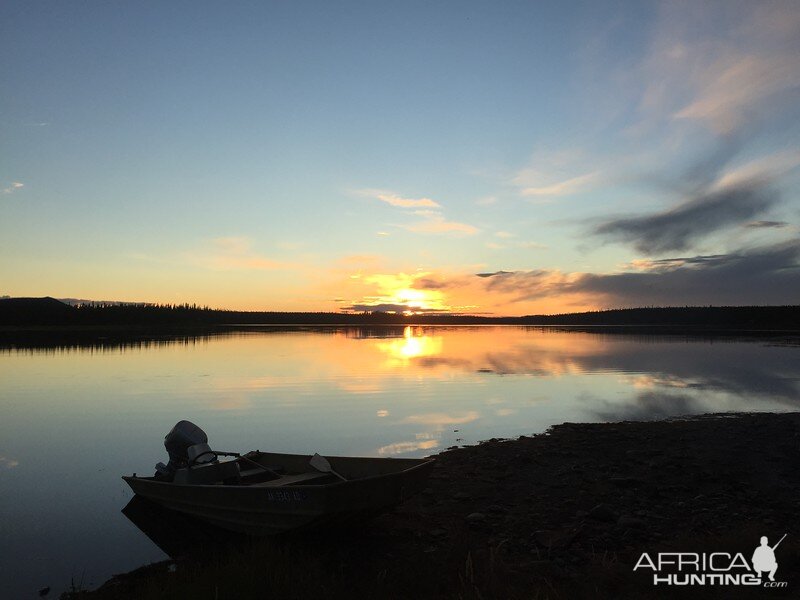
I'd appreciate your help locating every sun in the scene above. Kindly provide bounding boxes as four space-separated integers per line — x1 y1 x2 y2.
347 272 451 314
390 287 447 313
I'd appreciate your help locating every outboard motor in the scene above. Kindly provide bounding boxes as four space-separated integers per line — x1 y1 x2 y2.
155 420 213 480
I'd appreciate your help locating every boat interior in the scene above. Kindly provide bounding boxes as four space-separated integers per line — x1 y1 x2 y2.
149 420 432 488
168 451 337 487
163 446 429 487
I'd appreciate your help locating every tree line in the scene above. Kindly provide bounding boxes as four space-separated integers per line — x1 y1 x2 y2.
0 297 798 330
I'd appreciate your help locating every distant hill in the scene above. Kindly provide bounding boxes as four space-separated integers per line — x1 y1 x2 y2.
0 297 76 325
1 297 798 330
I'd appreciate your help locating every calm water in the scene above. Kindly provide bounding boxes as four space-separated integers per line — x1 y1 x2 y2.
1 326 798 597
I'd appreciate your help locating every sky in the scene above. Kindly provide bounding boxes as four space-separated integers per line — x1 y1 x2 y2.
2 0 799 315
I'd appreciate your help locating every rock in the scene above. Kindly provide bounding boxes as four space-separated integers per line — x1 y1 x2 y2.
609 476 640 488
453 491 471 500
430 528 447 537
588 504 618 523
486 504 509 514
466 512 486 523
617 515 646 529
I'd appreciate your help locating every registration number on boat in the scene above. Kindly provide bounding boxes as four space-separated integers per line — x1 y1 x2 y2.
266 490 308 502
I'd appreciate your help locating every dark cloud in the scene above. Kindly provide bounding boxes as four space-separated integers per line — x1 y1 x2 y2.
641 254 735 268
476 271 513 278
341 303 448 314
592 180 778 254
745 220 789 229
481 270 557 298
574 240 800 306
589 391 706 422
415 277 453 290
404 330 800 404
478 240 800 307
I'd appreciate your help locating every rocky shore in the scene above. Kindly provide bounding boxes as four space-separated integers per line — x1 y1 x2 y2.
67 412 800 599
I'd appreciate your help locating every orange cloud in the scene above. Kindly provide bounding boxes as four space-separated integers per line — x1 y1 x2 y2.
377 439 439 456
376 192 440 208
359 187 478 236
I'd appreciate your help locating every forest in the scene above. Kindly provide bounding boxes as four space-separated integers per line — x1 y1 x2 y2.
1 297 798 330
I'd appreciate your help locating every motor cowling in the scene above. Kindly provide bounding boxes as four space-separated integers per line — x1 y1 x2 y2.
155 420 209 479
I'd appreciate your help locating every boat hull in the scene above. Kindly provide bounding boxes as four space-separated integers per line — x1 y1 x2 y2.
123 452 434 535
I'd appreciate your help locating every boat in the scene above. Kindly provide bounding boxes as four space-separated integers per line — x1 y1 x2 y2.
122 421 434 535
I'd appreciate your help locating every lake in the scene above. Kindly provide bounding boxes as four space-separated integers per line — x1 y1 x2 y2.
1 326 798 597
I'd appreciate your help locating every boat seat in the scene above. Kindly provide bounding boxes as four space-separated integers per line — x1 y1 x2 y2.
254 472 330 487
239 465 286 483
173 460 241 485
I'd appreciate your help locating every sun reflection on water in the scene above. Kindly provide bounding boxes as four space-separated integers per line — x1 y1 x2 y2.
376 326 443 364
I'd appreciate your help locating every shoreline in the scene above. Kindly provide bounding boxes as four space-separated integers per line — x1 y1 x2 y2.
67 412 800 599
3 299 799 332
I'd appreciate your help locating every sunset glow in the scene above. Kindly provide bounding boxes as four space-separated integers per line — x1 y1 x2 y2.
377 326 444 365
2 2 798 313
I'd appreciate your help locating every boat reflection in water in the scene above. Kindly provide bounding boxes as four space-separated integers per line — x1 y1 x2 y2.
122 495 246 561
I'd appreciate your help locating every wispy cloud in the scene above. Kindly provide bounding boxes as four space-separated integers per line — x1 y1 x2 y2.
520 171 601 198
674 54 800 135
711 149 800 191
581 4 800 256
361 187 478 236
634 2 800 136
509 145 604 200
592 178 778 254
357 188 440 208
745 220 789 229
2 182 23 195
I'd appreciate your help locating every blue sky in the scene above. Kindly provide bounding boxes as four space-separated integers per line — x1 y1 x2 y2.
2 1 799 314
